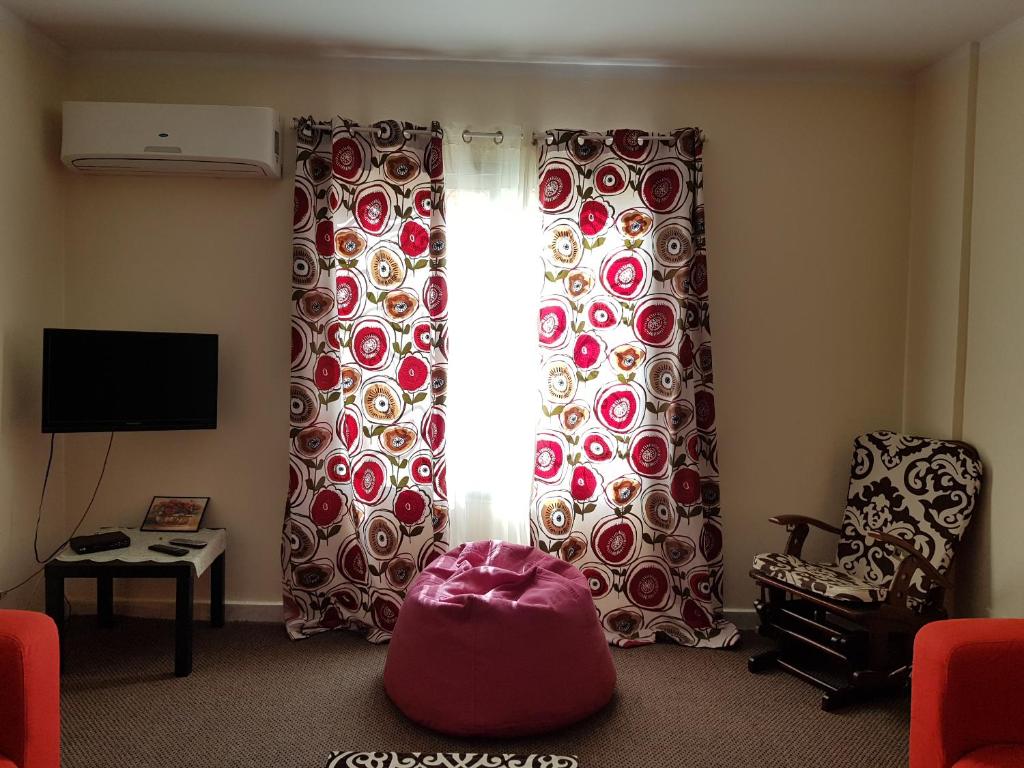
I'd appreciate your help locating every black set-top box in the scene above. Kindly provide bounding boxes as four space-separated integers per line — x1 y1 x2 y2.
69 531 131 555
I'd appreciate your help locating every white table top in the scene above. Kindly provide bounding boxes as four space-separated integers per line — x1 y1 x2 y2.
56 527 227 577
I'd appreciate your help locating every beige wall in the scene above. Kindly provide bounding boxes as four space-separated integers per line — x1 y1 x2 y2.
959 17 1024 618
0 8 66 611
59 53 914 614
902 45 976 439
2 11 1019 624
902 17 1024 618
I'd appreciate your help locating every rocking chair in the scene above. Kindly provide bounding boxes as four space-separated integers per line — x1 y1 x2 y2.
748 431 983 711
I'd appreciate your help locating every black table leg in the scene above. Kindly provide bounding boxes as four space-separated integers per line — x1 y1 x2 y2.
210 553 225 628
174 569 194 677
97 574 114 628
44 556 220 678
44 566 65 669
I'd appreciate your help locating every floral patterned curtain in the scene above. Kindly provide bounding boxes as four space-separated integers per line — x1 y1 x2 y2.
284 118 450 642
531 128 738 648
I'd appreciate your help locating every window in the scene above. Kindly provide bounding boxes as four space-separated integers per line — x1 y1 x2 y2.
443 125 538 544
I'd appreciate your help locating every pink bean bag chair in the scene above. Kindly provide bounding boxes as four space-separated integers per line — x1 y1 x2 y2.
383 541 616 737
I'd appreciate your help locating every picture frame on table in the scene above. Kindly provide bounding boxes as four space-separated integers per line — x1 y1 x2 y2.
141 496 210 533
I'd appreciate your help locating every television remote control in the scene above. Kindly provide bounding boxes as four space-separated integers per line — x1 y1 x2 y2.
169 538 208 549
149 543 188 557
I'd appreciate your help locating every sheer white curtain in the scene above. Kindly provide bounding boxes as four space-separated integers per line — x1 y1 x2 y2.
443 125 539 545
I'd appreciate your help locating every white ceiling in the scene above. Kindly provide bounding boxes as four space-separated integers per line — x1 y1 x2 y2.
4 0 1024 72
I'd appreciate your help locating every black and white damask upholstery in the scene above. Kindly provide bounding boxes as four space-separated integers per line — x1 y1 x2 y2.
751 552 887 603
752 432 983 608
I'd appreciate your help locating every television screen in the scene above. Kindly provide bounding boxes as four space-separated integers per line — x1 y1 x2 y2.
42 329 218 433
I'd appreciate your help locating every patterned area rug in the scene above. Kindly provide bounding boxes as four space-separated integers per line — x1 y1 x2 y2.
326 755 578 768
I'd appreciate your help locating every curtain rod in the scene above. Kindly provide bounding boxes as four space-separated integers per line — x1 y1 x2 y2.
292 119 439 139
529 131 707 147
291 118 705 146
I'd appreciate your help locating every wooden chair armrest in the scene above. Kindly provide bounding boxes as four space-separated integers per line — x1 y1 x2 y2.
768 515 841 557
769 515 842 535
865 530 951 590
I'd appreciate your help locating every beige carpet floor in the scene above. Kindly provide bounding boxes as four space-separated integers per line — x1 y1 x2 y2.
60 617 909 768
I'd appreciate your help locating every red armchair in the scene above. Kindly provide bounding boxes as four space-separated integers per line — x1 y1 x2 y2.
0 610 60 768
911 619 1024 768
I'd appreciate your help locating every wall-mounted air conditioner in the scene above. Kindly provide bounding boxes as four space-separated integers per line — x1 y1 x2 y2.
61 101 281 178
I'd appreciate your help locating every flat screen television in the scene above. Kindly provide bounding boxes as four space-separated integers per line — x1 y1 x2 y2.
42 328 218 433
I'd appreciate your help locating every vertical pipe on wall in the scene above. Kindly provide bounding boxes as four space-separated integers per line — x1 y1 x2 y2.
952 42 979 440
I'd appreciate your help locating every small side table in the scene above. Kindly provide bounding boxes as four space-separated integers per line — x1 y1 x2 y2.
44 527 227 677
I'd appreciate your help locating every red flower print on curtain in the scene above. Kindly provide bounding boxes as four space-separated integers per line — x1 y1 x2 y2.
285 118 449 642
531 128 738 648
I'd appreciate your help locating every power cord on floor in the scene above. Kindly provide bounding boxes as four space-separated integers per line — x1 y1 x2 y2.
0 432 115 602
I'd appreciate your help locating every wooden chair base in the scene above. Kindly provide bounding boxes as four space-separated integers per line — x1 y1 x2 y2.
749 574 931 711
748 648 910 711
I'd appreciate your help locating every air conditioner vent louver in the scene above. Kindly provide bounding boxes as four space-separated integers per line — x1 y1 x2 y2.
62 102 281 179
